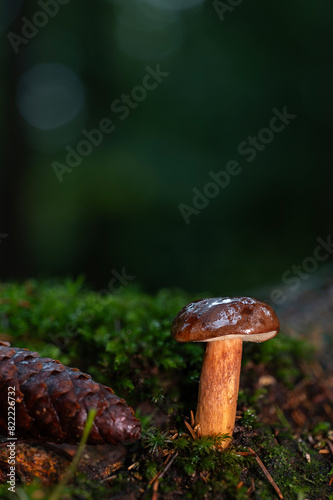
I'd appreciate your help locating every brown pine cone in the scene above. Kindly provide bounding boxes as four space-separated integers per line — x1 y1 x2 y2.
0 342 141 445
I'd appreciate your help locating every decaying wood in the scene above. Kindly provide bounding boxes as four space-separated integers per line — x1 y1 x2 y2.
0 440 127 486
0 441 69 486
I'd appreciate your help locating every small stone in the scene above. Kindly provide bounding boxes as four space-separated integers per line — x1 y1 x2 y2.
258 375 276 387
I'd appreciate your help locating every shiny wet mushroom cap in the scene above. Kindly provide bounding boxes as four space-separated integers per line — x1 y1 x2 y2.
172 297 280 343
171 297 280 449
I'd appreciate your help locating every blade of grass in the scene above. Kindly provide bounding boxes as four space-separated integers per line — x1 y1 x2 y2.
275 406 291 429
48 408 97 500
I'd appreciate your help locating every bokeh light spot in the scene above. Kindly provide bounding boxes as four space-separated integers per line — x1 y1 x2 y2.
114 5 182 60
17 63 85 130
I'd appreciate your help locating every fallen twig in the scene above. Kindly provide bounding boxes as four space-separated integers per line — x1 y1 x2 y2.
236 449 283 499
248 448 283 499
160 452 178 478
191 410 195 428
152 478 159 500
246 477 256 495
184 420 197 440
326 439 333 456
150 452 179 500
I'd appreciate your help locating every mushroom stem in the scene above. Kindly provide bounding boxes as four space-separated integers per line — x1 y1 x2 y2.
195 338 242 449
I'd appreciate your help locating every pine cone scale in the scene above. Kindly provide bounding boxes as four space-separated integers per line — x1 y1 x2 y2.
0 345 141 445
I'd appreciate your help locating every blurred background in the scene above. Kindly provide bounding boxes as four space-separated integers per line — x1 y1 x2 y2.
0 0 332 297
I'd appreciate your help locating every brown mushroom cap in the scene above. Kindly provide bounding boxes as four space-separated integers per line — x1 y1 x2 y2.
171 297 280 343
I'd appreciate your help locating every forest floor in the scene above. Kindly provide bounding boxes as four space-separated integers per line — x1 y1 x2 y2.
0 279 332 499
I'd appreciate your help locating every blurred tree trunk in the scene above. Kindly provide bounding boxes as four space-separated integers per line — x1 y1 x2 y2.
0 4 28 280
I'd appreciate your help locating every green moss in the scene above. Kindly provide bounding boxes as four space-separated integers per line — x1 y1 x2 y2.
247 427 333 498
241 408 258 428
143 428 173 455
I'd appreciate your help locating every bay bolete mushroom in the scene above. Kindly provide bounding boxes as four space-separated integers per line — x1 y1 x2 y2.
171 297 280 449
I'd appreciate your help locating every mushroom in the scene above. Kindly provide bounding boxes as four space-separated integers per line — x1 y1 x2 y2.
171 297 280 449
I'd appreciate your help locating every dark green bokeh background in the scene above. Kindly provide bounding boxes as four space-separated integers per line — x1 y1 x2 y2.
0 0 332 295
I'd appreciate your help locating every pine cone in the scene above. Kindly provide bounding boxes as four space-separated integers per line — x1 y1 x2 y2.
0 342 141 445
